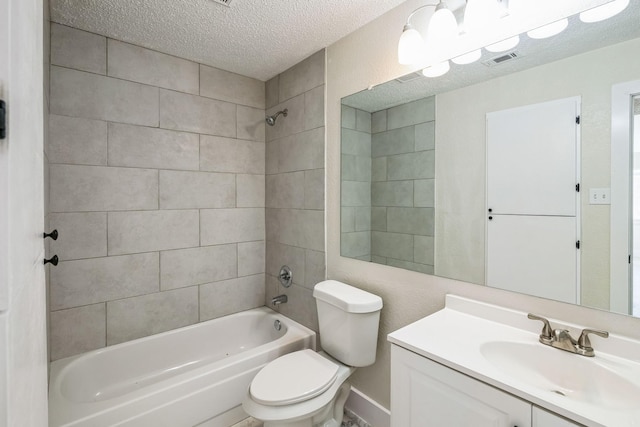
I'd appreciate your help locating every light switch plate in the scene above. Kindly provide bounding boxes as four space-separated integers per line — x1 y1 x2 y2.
589 188 611 205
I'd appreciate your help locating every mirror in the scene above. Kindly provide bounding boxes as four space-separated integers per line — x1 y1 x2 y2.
340 3 640 316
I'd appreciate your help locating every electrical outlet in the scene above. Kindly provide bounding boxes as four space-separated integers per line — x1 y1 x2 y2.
589 188 611 205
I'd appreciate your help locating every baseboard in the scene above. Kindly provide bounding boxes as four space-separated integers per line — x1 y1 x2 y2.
344 387 390 427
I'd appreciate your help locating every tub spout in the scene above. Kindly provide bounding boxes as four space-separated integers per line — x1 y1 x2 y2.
271 295 288 306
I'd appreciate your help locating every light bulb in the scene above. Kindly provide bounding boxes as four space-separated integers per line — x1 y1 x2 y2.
486 35 520 53
422 60 450 78
580 0 629 23
427 3 459 43
452 49 482 65
464 0 501 33
398 25 425 65
527 18 568 39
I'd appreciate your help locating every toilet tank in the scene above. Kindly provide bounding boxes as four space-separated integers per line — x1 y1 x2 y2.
313 280 383 367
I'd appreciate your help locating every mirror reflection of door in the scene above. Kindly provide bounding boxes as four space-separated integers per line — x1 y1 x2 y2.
633 95 640 316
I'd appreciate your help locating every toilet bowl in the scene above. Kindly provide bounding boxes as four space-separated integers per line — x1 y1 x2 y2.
242 280 383 427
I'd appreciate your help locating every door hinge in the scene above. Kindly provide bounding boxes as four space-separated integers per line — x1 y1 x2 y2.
0 100 6 139
576 116 580 125
576 240 580 249
576 183 580 192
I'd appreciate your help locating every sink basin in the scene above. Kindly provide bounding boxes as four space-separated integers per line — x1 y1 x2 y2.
480 341 640 410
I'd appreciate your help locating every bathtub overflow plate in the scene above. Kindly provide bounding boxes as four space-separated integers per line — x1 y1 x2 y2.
274 320 282 331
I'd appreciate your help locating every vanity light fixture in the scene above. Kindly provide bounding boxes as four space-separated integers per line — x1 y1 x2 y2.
579 0 629 23
398 1 459 65
526 18 569 39
422 60 451 78
452 48 482 65
485 34 520 53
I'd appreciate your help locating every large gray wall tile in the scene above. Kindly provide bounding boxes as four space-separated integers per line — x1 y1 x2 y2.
342 154 371 182
51 23 106 75
160 245 237 290
415 179 435 208
304 85 325 131
237 174 265 208
265 76 279 109
238 241 265 277
355 109 371 133
415 121 436 151
108 210 199 255
108 40 199 94
159 170 235 209
49 212 107 260
266 241 305 285
371 207 387 231
275 127 324 173
342 106 356 130
266 172 305 209
49 114 107 165
371 110 387 133
304 169 324 210
200 65 265 109
387 207 434 236
50 253 159 310
372 181 414 207
341 232 371 258
341 207 355 233
387 97 435 130
50 165 158 212
107 287 199 345
372 126 415 158
50 66 159 126
108 123 199 170
237 105 265 142
200 135 265 174
201 208 265 245
159 89 236 136
304 249 325 289
278 50 324 102
414 235 435 265
341 129 371 157
266 208 324 252
387 150 435 180
200 274 265 321
371 157 387 182
50 303 106 360
371 231 413 261
341 181 371 207
265 94 305 141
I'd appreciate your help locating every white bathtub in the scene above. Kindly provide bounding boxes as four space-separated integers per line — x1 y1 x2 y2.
49 307 316 427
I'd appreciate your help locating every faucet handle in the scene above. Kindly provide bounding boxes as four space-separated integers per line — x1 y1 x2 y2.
577 328 609 357
527 313 553 344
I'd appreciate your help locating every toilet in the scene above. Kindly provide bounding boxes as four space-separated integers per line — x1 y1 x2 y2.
242 280 383 427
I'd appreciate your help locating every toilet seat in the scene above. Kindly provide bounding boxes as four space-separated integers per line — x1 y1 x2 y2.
250 350 339 406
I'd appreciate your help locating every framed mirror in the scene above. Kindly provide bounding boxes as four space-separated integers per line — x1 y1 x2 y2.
340 2 640 317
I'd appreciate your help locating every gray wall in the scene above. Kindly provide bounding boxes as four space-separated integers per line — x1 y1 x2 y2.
48 24 267 360
341 106 372 261
370 97 435 274
264 51 326 331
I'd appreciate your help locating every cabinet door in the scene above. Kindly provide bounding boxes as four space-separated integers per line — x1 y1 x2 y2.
533 407 583 427
391 346 531 427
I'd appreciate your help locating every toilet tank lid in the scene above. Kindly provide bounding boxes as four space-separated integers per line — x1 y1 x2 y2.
313 280 383 313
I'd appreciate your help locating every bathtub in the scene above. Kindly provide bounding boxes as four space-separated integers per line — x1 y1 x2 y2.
49 307 316 427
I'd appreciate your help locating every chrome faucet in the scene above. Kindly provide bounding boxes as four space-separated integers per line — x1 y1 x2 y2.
271 294 288 306
528 313 609 357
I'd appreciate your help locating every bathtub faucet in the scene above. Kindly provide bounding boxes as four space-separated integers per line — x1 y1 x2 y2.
271 295 288 306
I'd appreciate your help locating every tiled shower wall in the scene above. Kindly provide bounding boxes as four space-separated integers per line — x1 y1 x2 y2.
371 97 436 274
264 51 326 331
47 23 267 360
341 106 372 260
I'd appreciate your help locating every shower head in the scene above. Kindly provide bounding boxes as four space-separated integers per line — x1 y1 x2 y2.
266 109 288 126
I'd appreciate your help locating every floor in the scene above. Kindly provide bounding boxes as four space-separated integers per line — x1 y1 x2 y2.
230 414 359 427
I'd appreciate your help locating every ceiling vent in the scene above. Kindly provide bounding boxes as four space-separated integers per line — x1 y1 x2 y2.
482 51 523 67
395 72 423 83
210 0 232 7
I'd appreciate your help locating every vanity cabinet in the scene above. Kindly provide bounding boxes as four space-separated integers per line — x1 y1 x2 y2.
391 345 582 427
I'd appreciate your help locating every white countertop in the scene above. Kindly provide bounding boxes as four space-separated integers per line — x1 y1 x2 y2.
387 295 640 427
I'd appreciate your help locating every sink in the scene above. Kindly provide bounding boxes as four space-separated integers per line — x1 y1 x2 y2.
480 341 640 410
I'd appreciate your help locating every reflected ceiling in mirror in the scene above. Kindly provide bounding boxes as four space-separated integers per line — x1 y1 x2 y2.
340 2 640 317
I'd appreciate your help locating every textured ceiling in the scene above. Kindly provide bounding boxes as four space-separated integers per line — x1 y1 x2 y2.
50 0 409 81
343 1 640 112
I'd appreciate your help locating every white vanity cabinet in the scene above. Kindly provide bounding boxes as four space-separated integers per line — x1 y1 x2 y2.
391 345 582 427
